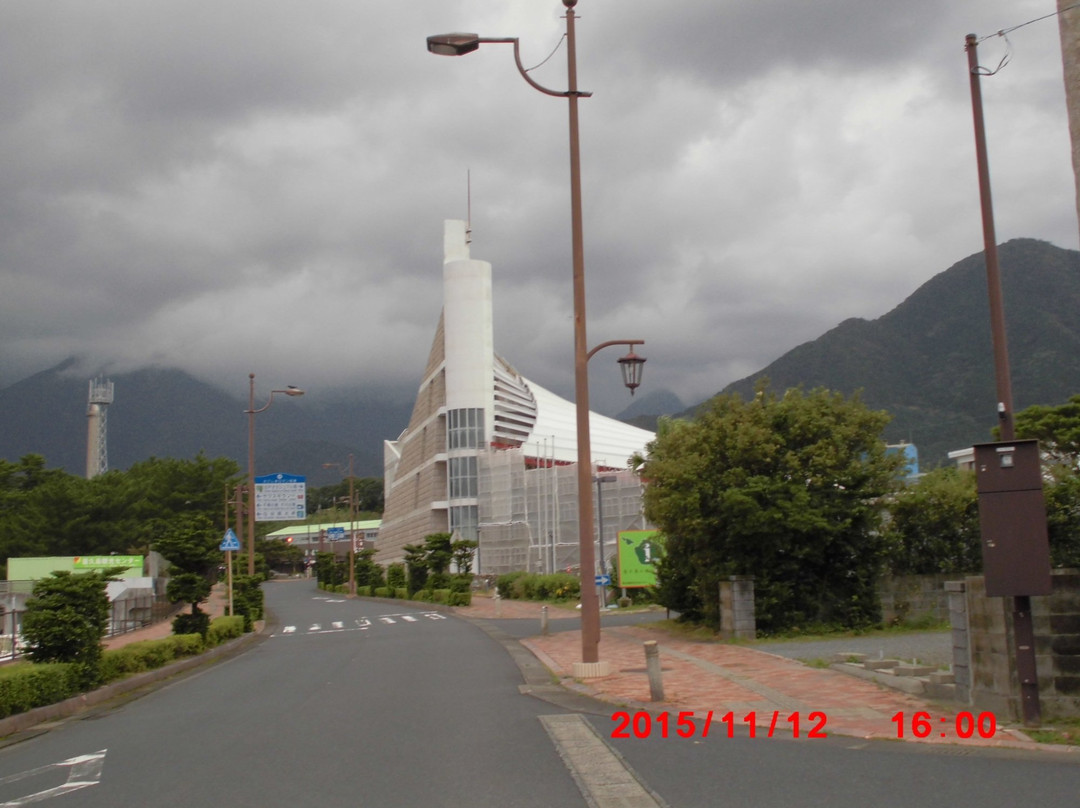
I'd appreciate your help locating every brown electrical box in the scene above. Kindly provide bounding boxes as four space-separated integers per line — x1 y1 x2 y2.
973 439 1052 597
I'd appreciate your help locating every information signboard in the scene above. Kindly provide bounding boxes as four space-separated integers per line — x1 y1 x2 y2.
254 473 307 521
616 530 664 588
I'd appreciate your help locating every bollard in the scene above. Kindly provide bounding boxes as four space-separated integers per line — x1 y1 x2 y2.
494 592 502 618
541 605 549 636
644 640 665 702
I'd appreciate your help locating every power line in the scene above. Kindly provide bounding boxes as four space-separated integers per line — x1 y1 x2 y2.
978 2 1080 44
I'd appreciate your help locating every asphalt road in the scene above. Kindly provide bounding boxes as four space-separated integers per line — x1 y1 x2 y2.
0 581 1077 808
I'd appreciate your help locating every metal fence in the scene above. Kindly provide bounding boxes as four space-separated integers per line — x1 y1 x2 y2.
0 592 174 662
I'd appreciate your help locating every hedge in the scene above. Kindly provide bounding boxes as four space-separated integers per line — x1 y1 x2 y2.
0 615 250 720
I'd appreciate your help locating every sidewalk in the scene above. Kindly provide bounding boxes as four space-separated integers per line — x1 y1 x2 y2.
102 584 230 650
462 597 1057 751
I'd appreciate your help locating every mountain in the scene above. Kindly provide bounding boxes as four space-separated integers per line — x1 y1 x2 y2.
699 238 1080 467
616 388 685 423
0 362 411 482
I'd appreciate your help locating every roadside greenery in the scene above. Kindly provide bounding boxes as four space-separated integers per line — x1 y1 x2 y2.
21 570 113 689
0 615 246 720
641 384 901 633
496 571 580 602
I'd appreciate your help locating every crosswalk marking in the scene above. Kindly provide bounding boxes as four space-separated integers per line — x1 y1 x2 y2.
275 612 446 638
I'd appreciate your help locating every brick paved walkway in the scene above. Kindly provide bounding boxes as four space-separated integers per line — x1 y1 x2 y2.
520 624 1046 750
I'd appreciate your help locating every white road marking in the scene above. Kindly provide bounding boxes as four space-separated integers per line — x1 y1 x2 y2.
332 621 344 629
379 617 396 624
401 615 417 622
0 749 107 806
282 626 296 633
309 624 321 632
425 613 446 620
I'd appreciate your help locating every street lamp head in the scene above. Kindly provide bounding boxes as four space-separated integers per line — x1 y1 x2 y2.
284 386 305 397
427 33 482 56
617 350 646 396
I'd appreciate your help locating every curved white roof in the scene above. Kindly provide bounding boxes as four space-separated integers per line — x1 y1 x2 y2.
516 375 655 468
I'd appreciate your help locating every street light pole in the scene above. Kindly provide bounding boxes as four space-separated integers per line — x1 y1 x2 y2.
245 373 305 576
323 455 357 596
427 1 646 676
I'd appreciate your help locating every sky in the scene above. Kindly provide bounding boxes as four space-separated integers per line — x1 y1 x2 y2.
2 0 1078 416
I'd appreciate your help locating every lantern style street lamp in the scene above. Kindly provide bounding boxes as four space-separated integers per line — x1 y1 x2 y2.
429 1 645 675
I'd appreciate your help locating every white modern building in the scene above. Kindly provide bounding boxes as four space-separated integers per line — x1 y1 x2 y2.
377 221 655 575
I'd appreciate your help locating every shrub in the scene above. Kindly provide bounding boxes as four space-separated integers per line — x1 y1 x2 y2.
429 589 450 604
386 563 407 590
373 587 391 598
208 616 244 646
172 611 211 638
496 571 529 598
22 570 111 690
449 574 473 594
394 588 408 600
0 663 80 718
447 591 471 607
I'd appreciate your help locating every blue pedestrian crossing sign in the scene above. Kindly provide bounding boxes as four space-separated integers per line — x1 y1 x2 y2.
220 529 242 552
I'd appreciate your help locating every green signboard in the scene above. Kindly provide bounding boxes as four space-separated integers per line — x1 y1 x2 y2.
74 555 143 571
7 556 145 581
616 530 664 588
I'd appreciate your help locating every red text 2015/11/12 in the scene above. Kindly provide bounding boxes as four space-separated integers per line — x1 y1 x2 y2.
610 710 828 740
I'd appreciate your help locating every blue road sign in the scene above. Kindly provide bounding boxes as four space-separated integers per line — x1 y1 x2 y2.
594 574 612 586
220 528 241 552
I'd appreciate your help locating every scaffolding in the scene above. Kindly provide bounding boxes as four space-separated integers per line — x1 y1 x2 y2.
476 446 650 577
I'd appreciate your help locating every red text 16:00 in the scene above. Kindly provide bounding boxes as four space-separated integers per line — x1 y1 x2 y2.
891 711 997 739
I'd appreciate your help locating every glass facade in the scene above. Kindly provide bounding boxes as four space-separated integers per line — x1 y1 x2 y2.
447 408 484 449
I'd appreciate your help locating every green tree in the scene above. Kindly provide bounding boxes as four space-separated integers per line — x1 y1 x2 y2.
451 539 479 574
402 544 429 594
1014 394 1080 467
21 570 112 688
1013 396 1080 568
883 467 981 575
642 384 901 632
386 563 407 590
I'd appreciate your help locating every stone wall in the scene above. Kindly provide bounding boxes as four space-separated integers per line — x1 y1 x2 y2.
718 576 755 640
961 569 1080 720
877 573 962 625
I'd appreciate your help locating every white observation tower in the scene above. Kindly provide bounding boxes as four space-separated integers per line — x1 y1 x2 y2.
86 377 114 478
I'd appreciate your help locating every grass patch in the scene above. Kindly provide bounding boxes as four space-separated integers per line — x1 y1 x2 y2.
1025 716 1080 746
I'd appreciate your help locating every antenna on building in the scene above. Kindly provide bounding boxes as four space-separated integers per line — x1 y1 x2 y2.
86 377 114 478
466 169 472 245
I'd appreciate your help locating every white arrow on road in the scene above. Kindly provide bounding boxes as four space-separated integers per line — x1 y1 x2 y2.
0 749 107 806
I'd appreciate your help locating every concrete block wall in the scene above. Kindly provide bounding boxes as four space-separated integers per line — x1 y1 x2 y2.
719 576 756 640
878 573 960 625
964 570 1080 720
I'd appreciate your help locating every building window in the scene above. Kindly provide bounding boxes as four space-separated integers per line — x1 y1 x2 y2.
448 408 484 450
449 456 478 499
450 505 478 541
